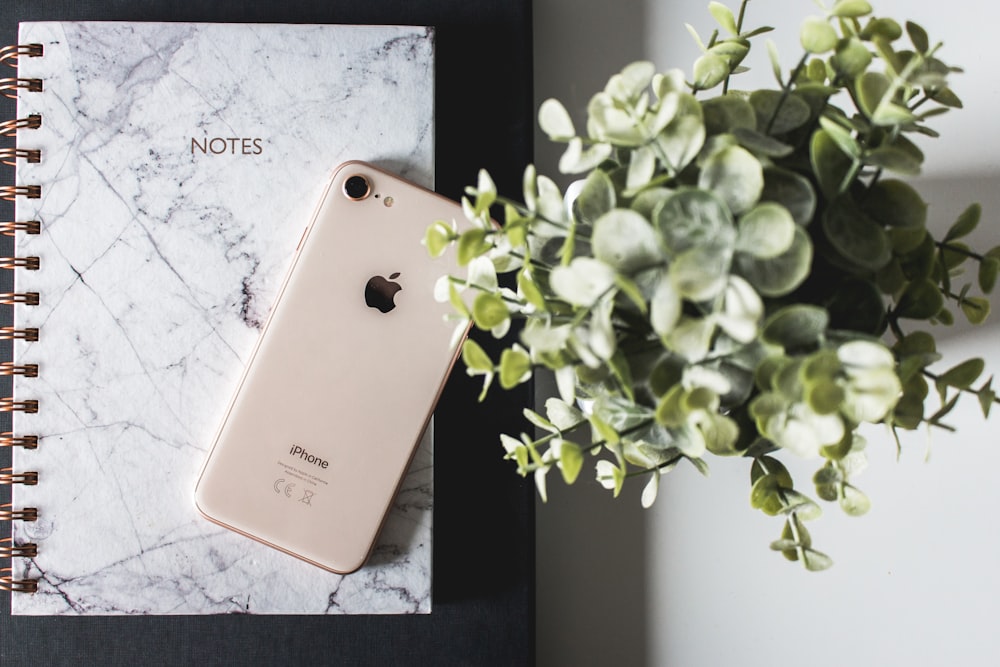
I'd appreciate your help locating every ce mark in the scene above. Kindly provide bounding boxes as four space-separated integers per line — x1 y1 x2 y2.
273 479 315 506
273 478 296 498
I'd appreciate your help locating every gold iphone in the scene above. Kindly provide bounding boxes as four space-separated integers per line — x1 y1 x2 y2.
195 161 469 574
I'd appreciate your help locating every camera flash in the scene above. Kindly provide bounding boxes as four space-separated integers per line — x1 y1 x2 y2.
383 196 394 208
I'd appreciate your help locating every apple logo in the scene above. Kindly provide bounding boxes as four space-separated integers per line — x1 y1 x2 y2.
365 272 402 313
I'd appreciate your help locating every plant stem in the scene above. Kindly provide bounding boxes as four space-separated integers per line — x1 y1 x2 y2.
496 194 578 235
624 451 685 479
525 417 658 472
721 0 752 95
765 52 809 135
936 241 987 262
922 369 1000 405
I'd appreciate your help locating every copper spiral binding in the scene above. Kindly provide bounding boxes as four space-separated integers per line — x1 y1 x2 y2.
0 398 38 413
0 568 37 593
0 292 39 305
0 220 41 236
0 504 37 522
0 148 41 166
0 114 41 137
0 327 39 341
0 77 43 99
0 363 39 377
0 256 40 269
3 42 44 596
0 538 37 559
0 185 41 200
0 468 38 486
0 44 43 66
0 433 38 449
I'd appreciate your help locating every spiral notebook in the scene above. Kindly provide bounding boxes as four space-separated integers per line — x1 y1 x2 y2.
1 22 435 614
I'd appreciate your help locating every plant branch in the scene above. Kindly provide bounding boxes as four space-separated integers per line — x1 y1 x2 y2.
765 52 809 135
922 369 1000 405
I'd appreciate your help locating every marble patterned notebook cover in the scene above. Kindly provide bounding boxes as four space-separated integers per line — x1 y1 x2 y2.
9 22 434 615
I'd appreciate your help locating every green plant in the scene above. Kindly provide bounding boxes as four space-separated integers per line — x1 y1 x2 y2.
425 0 1000 570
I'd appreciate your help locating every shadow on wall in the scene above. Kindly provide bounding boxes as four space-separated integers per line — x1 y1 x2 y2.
532 2 653 664
534 366 651 667
532 0 649 187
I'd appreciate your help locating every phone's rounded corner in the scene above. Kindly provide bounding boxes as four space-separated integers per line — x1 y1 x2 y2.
191 479 215 522
329 159 370 180
321 554 367 577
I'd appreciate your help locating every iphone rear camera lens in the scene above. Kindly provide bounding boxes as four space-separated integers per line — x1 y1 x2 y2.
344 174 372 201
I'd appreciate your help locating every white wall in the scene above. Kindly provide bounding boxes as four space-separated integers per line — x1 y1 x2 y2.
533 2 1000 665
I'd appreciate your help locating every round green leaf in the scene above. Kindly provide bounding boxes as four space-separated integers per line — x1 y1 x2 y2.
517 270 546 310
736 202 796 259
650 272 682 336
806 380 845 415
461 338 494 373
818 116 861 161
860 18 902 41
864 179 927 229
979 257 999 294
906 21 929 53
731 127 794 158
750 90 812 135
654 187 734 254
670 245 730 301
702 95 757 135
750 456 794 488
813 464 843 501
839 484 871 516
895 278 944 320
707 40 749 66
750 473 786 516
424 220 455 257
806 57 828 83
559 137 614 174
961 296 990 325
655 93 706 173
701 413 741 456
733 226 813 297
831 0 872 18
549 257 617 306
857 71 891 119
830 37 872 77
944 203 981 242
538 98 575 140
588 93 644 146
760 167 816 226
801 16 837 53
472 292 509 330
864 146 922 175
558 441 585 484
802 548 834 571
592 208 663 273
573 168 616 225
457 228 492 266
762 304 830 350
698 145 764 215
631 187 673 221
499 347 532 389
810 129 854 200
606 61 656 103
693 53 730 90
709 1 739 35
822 196 892 271
939 358 984 389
